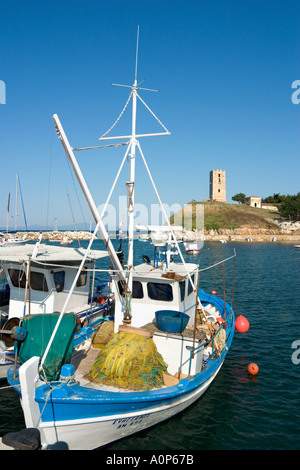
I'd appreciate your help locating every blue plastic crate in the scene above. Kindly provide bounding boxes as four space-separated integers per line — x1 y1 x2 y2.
155 310 189 333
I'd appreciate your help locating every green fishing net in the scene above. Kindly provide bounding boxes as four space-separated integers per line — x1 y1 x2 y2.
86 331 168 390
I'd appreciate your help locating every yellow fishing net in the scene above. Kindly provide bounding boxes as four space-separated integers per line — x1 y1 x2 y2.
86 331 168 390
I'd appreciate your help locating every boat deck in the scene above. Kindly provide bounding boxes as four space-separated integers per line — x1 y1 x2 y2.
71 344 165 392
70 318 219 392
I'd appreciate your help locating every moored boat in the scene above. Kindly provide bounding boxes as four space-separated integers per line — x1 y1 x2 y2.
184 242 201 255
3 37 240 450
0 238 113 379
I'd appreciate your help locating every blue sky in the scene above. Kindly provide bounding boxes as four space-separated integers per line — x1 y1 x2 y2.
0 0 299 230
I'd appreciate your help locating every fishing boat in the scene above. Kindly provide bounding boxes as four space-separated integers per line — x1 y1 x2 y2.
0 236 113 380
3 41 237 451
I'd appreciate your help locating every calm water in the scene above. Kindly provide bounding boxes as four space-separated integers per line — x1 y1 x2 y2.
1 240 299 450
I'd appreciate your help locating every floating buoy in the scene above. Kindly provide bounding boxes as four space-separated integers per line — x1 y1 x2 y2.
211 290 217 295
248 363 259 375
235 315 250 333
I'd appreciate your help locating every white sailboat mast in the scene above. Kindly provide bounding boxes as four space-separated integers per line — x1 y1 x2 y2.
15 173 19 231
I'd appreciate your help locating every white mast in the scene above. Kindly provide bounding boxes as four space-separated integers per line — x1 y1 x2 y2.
126 28 139 300
98 28 170 322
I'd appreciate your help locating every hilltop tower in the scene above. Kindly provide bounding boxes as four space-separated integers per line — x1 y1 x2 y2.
209 170 226 202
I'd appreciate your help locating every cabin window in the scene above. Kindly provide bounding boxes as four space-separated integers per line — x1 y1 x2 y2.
76 269 87 288
147 282 173 302
9 268 48 292
53 271 65 293
179 280 186 301
8 268 26 289
30 272 48 292
188 274 195 295
118 280 144 299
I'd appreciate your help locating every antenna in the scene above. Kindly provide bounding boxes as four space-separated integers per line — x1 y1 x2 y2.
112 27 158 92
100 27 169 141
135 25 139 81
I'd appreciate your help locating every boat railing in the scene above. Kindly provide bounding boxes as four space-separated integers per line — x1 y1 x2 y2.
187 307 234 376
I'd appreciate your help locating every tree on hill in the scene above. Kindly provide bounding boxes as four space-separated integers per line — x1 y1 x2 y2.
277 193 300 221
232 193 246 204
262 193 284 204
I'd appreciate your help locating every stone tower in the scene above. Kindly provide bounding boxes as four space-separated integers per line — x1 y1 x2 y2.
209 170 226 202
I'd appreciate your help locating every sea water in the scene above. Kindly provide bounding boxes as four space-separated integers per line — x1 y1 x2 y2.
0 240 299 450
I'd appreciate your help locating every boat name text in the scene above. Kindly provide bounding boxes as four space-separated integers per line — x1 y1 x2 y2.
112 413 150 429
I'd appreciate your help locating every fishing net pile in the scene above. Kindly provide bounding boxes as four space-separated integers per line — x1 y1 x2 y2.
91 320 114 349
86 329 168 390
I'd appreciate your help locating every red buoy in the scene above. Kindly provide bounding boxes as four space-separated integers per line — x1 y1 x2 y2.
235 315 250 333
211 290 217 295
248 363 259 375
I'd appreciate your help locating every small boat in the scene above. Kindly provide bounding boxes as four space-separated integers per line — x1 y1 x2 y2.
6 235 28 246
60 237 73 245
3 39 238 450
184 241 201 255
245 237 253 242
0 233 28 247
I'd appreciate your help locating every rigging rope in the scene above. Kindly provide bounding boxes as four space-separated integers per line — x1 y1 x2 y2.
100 91 133 140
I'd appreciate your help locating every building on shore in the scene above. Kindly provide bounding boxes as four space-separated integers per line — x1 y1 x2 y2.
261 203 279 212
245 196 261 208
209 170 226 202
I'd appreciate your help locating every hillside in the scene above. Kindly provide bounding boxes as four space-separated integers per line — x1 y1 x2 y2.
170 202 300 242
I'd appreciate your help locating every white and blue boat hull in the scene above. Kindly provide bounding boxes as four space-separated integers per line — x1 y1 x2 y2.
7 294 234 450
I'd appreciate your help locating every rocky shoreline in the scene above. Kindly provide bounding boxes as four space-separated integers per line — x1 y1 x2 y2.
3 227 300 244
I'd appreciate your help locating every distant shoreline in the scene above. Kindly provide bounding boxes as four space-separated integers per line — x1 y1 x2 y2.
2 230 300 244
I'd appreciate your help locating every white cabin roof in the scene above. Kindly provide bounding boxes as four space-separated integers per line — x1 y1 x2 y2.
131 261 198 280
0 243 109 264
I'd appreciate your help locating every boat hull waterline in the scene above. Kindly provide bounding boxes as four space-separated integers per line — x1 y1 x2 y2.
38 367 220 450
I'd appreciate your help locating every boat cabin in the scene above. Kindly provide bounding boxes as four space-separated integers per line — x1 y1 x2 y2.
111 260 203 376
111 260 198 331
0 244 108 319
